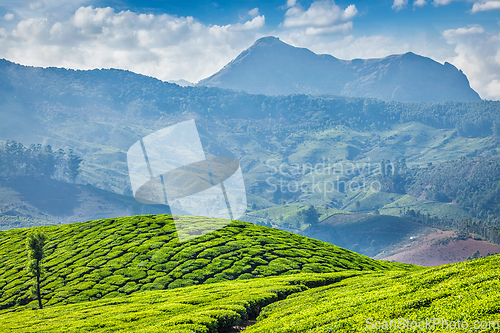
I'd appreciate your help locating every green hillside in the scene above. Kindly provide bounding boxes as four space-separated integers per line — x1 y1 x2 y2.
248 255 500 332
0 256 498 332
0 176 171 230
0 215 411 310
0 272 360 333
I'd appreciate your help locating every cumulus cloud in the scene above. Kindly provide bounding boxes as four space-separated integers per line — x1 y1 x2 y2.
229 15 265 31
4 13 14 21
443 27 500 100
392 0 408 11
413 0 427 8
277 32 412 60
432 0 455 5
305 22 352 35
29 1 45 10
471 1 500 13
282 0 357 36
0 6 266 82
248 8 259 17
283 1 357 27
443 24 485 38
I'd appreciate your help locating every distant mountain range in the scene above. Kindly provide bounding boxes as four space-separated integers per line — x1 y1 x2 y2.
198 36 481 102
168 79 193 87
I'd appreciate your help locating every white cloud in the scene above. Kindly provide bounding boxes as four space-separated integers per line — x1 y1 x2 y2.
287 0 297 8
12 18 51 41
248 8 259 17
29 1 45 10
229 15 265 31
305 22 352 35
432 0 454 5
4 13 14 21
471 1 500 13
281 0 357 38
342 4 358 20
0 6 266 82
443 29 500 100
392 0 408 11
443 24 485 38
277 33 412 60
413 0 427 8
283 1 357 28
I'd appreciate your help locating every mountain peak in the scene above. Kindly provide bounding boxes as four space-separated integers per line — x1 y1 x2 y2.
253 36 282 46
198 38 480 102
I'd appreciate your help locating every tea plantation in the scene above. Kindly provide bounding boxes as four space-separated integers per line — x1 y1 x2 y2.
0 215 410 310
1 256 498 332
0 272 361 333
248 255 500 332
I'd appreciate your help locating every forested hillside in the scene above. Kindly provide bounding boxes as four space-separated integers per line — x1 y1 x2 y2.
2 59 500 263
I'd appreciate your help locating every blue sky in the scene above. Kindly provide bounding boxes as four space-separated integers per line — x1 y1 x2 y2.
1 0 500 99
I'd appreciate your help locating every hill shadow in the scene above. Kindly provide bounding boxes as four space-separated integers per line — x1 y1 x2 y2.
1 177 81 216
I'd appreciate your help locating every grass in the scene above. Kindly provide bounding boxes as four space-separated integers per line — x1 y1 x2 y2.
247 254 500 332
1 255 498 332
244 204 347 231
379 194 471 220
0 272 362 333
0 215 411 310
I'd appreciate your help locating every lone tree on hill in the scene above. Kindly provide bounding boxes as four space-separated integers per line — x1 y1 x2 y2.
301 206 320 225
26 231 47 309
65 150 83 183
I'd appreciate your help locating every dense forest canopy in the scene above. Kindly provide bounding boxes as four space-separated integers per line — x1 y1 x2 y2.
0 141 82 183
1 59 499 139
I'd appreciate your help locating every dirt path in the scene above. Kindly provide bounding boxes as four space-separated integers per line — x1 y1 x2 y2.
230 319 257 332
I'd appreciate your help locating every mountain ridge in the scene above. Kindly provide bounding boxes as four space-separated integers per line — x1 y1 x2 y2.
198 36 481 102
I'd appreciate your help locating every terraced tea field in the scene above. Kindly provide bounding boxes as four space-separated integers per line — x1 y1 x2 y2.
0 215 410 310
1 255 498 332
0 272 359 333
247 255 500 332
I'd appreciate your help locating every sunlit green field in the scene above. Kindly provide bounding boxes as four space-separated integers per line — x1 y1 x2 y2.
1 256 498 332
0 215 408 310
248 255 500 332
0 272 360 333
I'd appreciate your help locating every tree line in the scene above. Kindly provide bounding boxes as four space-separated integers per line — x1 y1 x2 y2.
5 58 500 139
0 141 83 183
377 155 500 221
403 208 500 246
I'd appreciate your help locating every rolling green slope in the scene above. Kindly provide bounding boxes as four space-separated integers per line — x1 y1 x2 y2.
0 272 360 333
248 255 500 332
0 256 498 332
0 215 411 310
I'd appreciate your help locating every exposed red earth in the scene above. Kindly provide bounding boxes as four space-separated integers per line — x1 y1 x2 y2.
378 230 500 266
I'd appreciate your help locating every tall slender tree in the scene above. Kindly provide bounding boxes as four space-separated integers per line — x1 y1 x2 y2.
65 149 83 183
26 231 47 309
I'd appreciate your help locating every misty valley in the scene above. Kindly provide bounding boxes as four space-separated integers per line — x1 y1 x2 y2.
1 36 500 332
